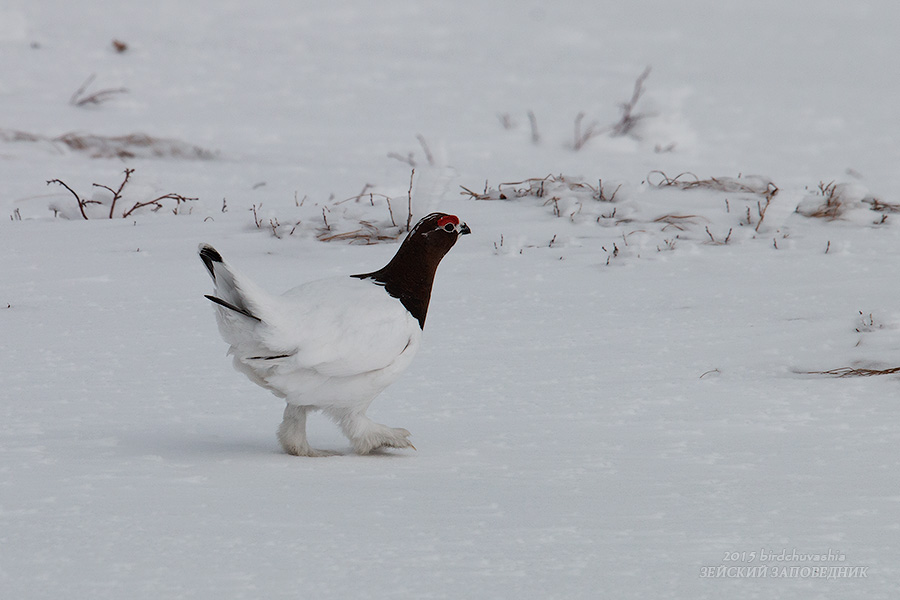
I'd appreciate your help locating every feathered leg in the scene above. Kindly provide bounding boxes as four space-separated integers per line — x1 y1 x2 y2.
277 404 335 457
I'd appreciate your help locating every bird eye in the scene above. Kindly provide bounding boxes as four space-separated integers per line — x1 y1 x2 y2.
442 223 456 233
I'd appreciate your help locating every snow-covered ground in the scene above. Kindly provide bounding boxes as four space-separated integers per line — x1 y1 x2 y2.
2 1 899 598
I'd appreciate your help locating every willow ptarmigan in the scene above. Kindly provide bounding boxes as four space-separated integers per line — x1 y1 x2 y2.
199 213 470 456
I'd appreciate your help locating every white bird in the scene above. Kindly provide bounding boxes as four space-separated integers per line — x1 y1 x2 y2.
199 213 470 456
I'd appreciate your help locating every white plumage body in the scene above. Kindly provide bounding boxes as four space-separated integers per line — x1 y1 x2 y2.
216 274 422 410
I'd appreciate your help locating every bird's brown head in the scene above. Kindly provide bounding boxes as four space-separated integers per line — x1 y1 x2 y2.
384 212 471 288
405 212 471 262
352 212 470 329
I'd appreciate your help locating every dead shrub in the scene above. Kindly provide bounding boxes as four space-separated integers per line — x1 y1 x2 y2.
804 366 900 378
461 173 620 204
47 168 197 220
648 171 778 200
256 171 416 244
573 66 653 150
797 181 845 219
0 128 217 160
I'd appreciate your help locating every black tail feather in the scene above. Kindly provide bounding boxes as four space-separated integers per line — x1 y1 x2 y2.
204 294 261 322
199 244 223 281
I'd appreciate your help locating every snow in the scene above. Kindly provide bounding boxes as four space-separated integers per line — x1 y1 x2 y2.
2 1 900 598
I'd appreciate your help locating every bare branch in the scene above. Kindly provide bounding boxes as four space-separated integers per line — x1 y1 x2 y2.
755 197 773 232
416 134 434 166
610 66 652 138
406 168 415 231
92 168 134 218
121 193 197 218
386 197 397 228
387 152 416 167
527 110 540 144
47 178 89 220
69 74 96 105
573 112 605 151
69 74 128 107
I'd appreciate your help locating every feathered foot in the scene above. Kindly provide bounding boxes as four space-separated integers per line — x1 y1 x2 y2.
335 411 416 454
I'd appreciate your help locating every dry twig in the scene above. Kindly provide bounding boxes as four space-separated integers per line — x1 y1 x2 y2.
610 66 652 137
416 135 434 166
46 178 91 220
69 74 128 107
804 366 900 378
94 167 134 218
387 152 416 167
573 112 603 151
864 198 900 213
406 169 415 231
317 220 401 244
527 110 540 144
653 214 707 231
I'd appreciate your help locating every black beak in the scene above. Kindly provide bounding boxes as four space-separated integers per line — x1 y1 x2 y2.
459 222 471 235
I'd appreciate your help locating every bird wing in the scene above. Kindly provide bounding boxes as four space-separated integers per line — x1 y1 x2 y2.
261 277 420 378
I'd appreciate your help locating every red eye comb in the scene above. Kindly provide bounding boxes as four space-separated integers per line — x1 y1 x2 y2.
436 215 459 228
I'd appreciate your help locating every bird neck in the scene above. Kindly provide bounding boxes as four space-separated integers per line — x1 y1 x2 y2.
353 239 439 329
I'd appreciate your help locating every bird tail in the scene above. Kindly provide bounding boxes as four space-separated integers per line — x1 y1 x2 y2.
198 244 262 322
